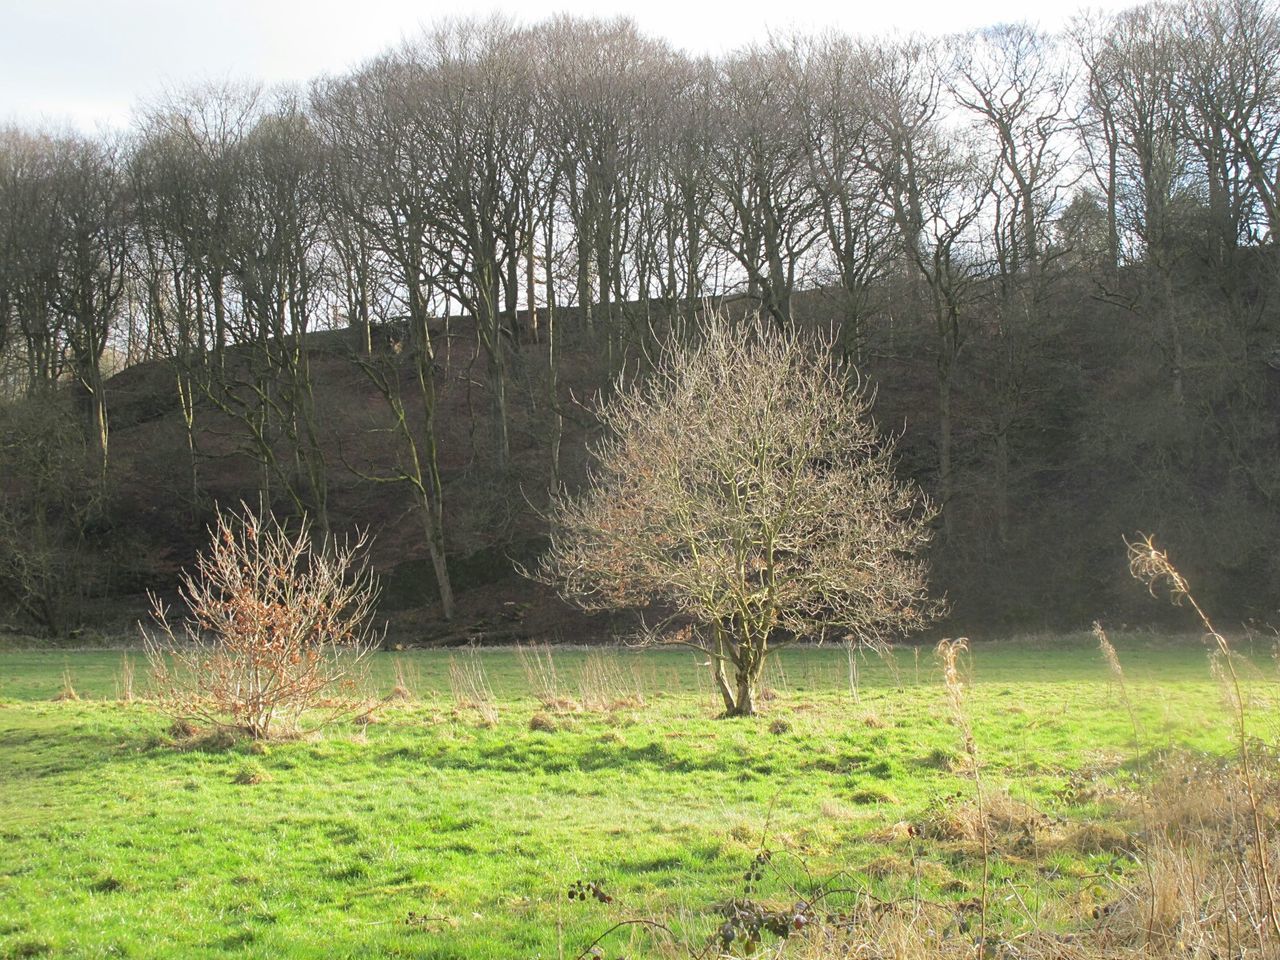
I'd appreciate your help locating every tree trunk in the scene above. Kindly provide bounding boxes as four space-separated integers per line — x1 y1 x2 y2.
480 266 511 471
938 365 954 542
505 244 520 342
710 624 764 717
577 238 593 330
87 370 109 477
994 427 1009 547
525 232 539 344
544 214 562 484
710 624 738 714
732 667 758 717
177 368 199 517
711 657 736 715
422 509 455 621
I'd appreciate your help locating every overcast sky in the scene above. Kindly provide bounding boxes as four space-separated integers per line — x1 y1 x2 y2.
1 0 1143 132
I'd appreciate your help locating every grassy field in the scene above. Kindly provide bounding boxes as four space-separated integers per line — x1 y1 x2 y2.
0 635 1270 958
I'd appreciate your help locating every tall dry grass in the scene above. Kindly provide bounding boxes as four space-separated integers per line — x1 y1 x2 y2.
114 652 136 703
517 642 580 712
936 637 989 955
387 656 420 701
1127 534 1280 942
448 649 498 726
577 650 644 712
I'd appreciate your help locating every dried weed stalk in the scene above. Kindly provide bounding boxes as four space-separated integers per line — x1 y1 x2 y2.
52 663 79 702
1103 753 1280 957
1093 621 1142 750
936 637 989 955
388 656 419 701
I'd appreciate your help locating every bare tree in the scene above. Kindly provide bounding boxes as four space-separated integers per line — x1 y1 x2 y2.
1072 12 1124 271
140 84 262 367
312 54 458 616
867 38 993 539
0 129 65 394
48 134 129 475
129 125 205 508
1092 6 1195 408
948 23 1075 272
794 33 899 361
948 23 1076 546
535 18 674 343
1176 0 1280 247
404 19 538 470
532 316 937 716
647 57 720 321
205 96 332 531
705 45 823 329
1104 5 1192 265
128 86 264 513
0 131 128 471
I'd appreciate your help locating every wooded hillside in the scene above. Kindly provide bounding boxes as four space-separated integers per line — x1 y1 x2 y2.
2 4 1278 639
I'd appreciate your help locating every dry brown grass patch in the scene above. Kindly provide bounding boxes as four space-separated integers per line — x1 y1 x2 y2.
528 711 558 733
920 789 1052 850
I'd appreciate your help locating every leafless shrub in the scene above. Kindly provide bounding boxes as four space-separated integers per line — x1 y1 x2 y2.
143 503 379 740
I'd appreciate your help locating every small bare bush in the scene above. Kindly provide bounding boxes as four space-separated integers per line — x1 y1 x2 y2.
144 504 379 740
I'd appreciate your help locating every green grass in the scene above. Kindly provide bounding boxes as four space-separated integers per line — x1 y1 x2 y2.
0 635 1269 958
